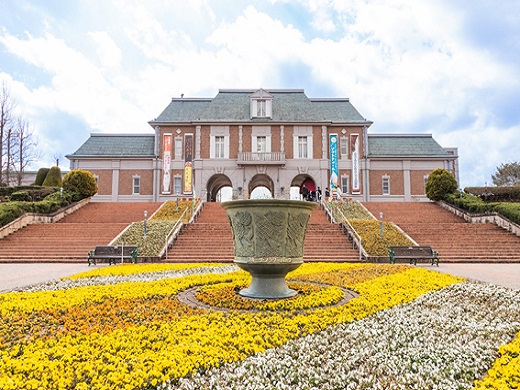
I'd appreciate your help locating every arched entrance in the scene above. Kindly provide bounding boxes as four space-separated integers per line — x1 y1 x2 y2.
206 174 232 202
290 174 317 201
248 174 274 199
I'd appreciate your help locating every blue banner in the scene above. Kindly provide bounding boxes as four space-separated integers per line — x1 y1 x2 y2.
329 134 339 195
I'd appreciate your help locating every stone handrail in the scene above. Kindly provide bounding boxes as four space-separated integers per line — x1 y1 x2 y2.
321 200 366 261
438 200 520 237
0 198 90 239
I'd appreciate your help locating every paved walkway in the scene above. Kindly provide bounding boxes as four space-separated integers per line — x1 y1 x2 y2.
433 263 520 290
0 262 519 293
0 263 89 292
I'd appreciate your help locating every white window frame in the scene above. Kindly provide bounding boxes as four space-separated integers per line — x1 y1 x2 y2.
382 175 390 195
210 126 230 159
257 100 266 117
256 136 267 153
298 136 308 158
341 175 349 194
174 137 182 160
215 136 225 158
174 175 182 195
133 175 141 195
424 175 429 194
293 126 313 159
340 137 348 158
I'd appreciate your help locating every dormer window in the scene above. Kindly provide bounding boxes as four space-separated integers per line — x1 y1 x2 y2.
250 89 273 118
257 99 266 117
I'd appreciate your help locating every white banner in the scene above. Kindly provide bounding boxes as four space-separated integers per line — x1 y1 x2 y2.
162 134 172 194
351 134 360 194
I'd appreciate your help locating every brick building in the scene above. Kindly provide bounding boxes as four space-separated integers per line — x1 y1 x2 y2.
67 88 458 202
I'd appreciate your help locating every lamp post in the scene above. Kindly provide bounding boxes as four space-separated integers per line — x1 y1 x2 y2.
143 210 148 237
176 191 179 210
379 212 384 237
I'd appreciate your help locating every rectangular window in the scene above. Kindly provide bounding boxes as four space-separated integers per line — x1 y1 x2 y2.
215 136 225 158
340 137 348 157
257 100 266 117
174 176 182 195
298 136 308 158
174 138 182 160
133 176 140 195
382 176 390 195
256 136 267 153
341 175 349 194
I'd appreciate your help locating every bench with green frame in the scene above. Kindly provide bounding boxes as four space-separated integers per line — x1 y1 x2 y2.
388 245 439 266
88 245 138 266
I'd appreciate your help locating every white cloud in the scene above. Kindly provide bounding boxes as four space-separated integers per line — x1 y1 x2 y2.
88 31 122 70
0 0 518 184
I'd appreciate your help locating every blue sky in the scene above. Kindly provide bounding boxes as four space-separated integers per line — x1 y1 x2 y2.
1 0 519 188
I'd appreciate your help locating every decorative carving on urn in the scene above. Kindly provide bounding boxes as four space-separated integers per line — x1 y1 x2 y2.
222 199 316 299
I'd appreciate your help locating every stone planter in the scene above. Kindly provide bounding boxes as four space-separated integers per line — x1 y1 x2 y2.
221 199 316 299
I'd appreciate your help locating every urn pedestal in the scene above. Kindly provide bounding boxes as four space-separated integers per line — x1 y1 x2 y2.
221 199 316 299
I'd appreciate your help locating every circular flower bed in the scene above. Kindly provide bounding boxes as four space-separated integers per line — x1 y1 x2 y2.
194 281 350 311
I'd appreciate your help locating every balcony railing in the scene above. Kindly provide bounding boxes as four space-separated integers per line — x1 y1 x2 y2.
237 152 286 165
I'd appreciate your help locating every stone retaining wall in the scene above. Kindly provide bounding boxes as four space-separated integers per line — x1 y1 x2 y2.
0 198 90 239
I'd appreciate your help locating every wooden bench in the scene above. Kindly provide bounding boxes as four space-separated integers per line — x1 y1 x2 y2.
388 246 439 266
88 245 138 266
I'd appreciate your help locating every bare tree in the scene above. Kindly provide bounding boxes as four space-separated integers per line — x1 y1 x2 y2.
0 81 42 186
11 117 42 186
0 82 15 185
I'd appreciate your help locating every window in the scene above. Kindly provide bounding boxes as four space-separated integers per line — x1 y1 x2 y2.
215 136 225 158
341 175 349 194
174 137 182 160
210 126 229 158
257 100 266 117
298 136 308 158
424 175 429 194
382 176 390 195
174 176 182 195
256 136 267 153
133 176 140 195
340 137 348 157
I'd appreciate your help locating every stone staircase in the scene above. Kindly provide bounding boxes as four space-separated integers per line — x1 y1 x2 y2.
363 202 520 263
165 202 360 262
0 202 162 263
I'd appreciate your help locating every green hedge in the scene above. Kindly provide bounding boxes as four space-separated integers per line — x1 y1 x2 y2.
445 192 520 225
465 186 520 202
0 191 74 227
0 186 45 197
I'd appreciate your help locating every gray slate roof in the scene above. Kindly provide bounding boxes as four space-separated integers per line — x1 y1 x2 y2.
151 89 368 124
367 134 451 158
67 134 155 158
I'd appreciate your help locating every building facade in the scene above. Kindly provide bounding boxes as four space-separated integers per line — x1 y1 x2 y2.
67 89 458 202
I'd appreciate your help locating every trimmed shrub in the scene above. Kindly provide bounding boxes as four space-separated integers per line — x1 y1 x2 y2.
63 169 98 201
426 169 458 201
42 166 63 187
0 203 25 226
465 186 520 202
44 190 73 208
34 168 50 186
493 203 520 225
10 191 31 202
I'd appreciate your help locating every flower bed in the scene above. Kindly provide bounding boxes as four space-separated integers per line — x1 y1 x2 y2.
0 263 518 389
350 219 415 256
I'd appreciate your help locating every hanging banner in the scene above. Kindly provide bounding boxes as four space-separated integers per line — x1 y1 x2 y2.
351 133 360 194
329 134 339 197
184 133 193 194
162 134 172 194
